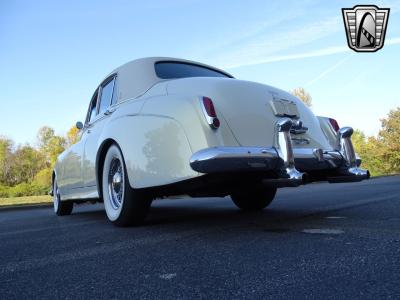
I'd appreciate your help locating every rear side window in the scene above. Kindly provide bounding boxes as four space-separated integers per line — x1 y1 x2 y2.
155 62 232 79
98 77 116 114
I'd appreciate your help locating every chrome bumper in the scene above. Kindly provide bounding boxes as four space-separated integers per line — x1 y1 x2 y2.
189 118 369 186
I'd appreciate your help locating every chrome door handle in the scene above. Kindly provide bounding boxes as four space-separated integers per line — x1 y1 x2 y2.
104 108 116 115
87 129 91 134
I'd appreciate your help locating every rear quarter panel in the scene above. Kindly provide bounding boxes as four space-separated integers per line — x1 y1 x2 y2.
317 116 339 149
104 90 240 189
100 104 197 188
140 94 240 153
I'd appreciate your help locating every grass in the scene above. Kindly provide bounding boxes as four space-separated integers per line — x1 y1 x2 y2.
0 195 52 207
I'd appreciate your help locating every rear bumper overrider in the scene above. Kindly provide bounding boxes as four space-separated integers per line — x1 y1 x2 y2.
189 118 370 187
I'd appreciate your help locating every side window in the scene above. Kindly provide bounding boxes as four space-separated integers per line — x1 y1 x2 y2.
98 77 115 114
87 90 99 124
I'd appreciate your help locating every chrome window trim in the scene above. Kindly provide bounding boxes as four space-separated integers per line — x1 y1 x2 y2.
85 88 100 126
97 75 117 115
84 74 118 127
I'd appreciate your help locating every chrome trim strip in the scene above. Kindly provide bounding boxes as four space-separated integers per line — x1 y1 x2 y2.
190 147 279 161
189 146 347 173
190 147 281 173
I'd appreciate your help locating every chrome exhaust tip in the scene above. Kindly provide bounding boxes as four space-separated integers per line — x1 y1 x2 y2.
262 170 308 187
348 167 370 178
327 169 370 183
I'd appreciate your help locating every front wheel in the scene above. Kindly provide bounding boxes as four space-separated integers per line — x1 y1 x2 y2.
230 187 277 211
53 179 73 216
102 144 151 226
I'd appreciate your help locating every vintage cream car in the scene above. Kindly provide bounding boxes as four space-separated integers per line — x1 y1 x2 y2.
52 57 369 226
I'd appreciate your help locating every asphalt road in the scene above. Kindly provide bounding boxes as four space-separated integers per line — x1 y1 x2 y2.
1 176 400 299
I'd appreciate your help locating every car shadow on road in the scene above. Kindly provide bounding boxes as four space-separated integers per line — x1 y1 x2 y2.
144 198 305 228
70 197 337 232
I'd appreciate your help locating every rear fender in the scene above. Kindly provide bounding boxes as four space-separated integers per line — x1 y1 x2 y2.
140 94 240 153
99 114 197 189
317 116 339 150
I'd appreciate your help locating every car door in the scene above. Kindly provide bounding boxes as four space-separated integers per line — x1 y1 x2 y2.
59 136 85 194
59 88 100 197
83 75 117 189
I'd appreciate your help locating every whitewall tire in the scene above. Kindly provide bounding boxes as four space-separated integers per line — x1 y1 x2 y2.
53 179 73 216
102 144 151 226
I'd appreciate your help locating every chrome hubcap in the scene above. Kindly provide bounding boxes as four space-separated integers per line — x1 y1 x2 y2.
108 157 124 210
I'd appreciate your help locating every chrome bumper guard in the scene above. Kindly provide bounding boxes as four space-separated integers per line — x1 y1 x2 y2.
189 118 369 187
328 127 370 183
274 118 307 186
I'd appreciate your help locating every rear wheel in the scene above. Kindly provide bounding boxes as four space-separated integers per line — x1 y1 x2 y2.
53 179 73 216
230 187 277 211
102 144 151 226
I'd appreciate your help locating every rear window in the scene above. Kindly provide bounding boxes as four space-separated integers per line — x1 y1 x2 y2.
155 61 232 79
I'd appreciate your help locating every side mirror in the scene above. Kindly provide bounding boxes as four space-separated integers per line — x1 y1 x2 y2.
76 121 84 130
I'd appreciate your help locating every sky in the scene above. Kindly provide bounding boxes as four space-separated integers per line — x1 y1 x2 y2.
1 0 399 145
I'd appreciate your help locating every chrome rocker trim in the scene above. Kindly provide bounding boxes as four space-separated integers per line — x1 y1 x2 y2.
189 118 369 187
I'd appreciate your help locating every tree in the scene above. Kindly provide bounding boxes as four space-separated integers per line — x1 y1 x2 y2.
34 168 52 187
66 125 81 146
36 126 66 167
352 108 400 176
12 145 46 184
291 87 312 107
377 107 400 174
37 126 55 149
46 136 66 166
352 130 385 176
0 126 74 196
0 137 15 185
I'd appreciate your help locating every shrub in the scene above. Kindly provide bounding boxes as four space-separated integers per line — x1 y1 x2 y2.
33 168 52 187
0 185 11 198
0 182 49 198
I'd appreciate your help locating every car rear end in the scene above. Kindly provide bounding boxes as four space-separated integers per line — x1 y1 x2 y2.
166 76 369 187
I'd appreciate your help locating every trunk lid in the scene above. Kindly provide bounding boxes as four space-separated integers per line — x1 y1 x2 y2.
167 77 332 150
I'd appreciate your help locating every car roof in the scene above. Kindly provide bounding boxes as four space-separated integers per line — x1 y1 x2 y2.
107 57 233 103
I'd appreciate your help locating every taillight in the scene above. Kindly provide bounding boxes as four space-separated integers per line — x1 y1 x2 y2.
201 96 220 129
329 118 340 132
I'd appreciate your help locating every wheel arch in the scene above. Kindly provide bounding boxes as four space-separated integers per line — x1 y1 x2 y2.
97 113 199 190
96 138 120 201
